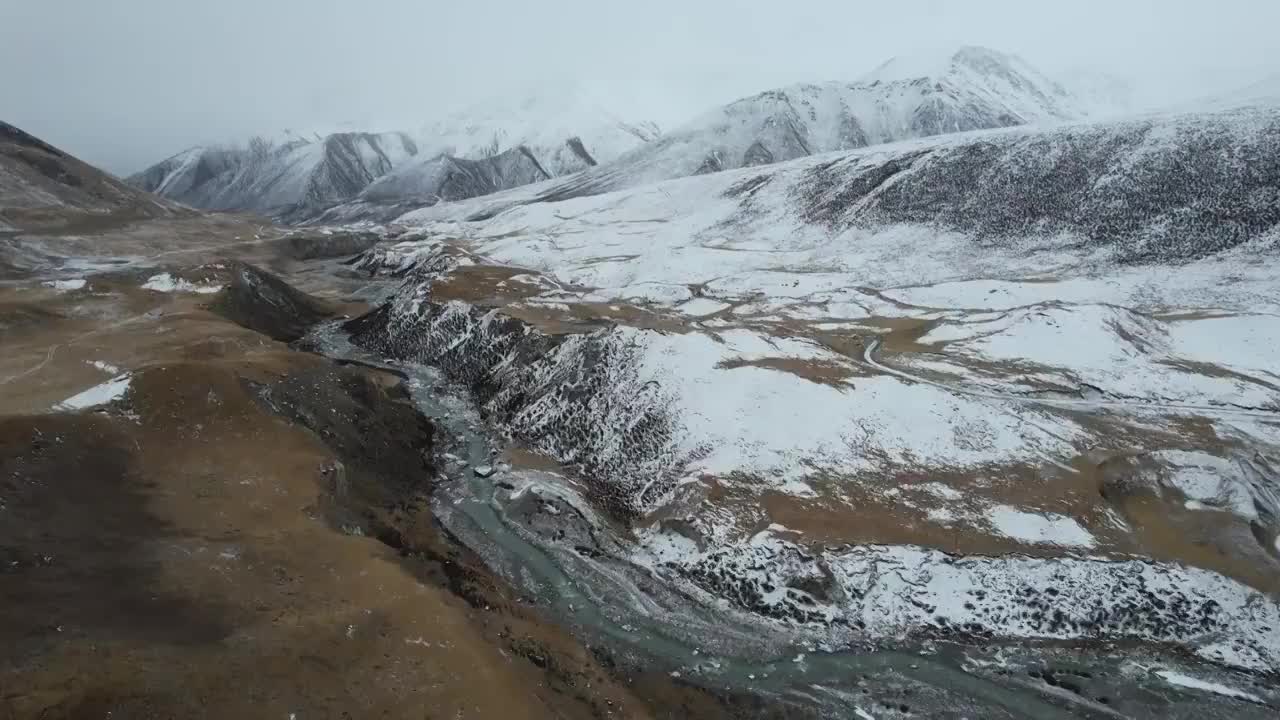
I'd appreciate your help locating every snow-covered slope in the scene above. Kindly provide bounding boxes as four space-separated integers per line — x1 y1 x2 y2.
127 145 247 200
329 45 1088 224
313 92 661 216
176 131 419 216
573 47 1082 192
339 103 1280 676
404 104 1280 252
415 91 661 176
1053 68 1138 117
359 146 550 202
1202 73 1280 111
306 146 556 224
133 91 659 220
379 103 1280 497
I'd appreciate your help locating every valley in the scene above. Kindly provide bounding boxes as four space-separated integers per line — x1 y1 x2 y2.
4 38 1280 719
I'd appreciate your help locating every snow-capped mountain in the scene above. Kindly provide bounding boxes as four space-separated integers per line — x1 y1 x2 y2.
372 46 1094 214
326 92 662 215
403 103 1280 262
858 45 1081 118
308 46 1090 225
128 145 248 199
359 146 550 204
130 90 660 219
611 46 1082 184
132 131 418 216
414 91 661 176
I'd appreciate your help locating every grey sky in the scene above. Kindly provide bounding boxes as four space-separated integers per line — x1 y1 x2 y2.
2 0 1275 175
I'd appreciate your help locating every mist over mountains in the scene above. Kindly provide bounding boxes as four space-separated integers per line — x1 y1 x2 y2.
125 47 1133 221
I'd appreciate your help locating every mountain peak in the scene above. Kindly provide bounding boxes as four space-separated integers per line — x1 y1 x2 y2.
859 45 1026 84
857 45 1077 122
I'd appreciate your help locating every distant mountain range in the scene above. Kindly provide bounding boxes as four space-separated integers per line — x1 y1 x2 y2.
128 45 1271 225
503 46 1098 204
129 89 660 220
129 131 419 216
312 46 1131 225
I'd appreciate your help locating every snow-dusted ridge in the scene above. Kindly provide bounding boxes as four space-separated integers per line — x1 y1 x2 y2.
137 45 1123 225
413 90 661 177
129 90 661 219
315 45 1103 224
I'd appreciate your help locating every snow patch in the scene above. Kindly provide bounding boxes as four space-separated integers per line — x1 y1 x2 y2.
141 273 222 294
55 375 131 411
986 505 1096 549
1153 450 1259 520
1154 669 1263 703
87 360 120 374
42 278 86 292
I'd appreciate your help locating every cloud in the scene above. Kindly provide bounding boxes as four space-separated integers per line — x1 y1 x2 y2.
3 0 1277 175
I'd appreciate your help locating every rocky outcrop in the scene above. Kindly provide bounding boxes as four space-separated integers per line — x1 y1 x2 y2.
344 251 683 521
277 229 381 260
211 262 334 342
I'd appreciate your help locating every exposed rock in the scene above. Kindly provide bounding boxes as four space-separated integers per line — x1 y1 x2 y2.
278 230 380 260
344 293 678 522
210 262 334 342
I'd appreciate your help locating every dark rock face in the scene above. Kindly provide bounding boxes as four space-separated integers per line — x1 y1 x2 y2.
794 108 1280 262
278 230 381 260
742 141 775 167
342 256 683 522
357 147 550 205
564 137 597 167
303 146 553 225
210 262 334 342
304 132 418 208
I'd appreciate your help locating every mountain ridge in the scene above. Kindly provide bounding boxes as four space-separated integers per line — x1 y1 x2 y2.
1 120 186 232
130 45 1139 223
310 45 1104 224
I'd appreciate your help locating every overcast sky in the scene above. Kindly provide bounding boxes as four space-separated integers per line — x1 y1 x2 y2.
2 0 1276 175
